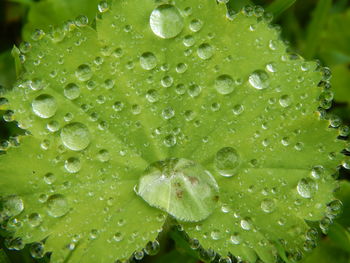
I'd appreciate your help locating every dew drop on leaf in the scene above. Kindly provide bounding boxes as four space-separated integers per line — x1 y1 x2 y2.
28 213 42 227
248 70 269 90
64 157 82 173
140 52 157 70
260 198 276 213
150 4 184 39
32 94 57 119
75 64 93 81
60 122 90 151
46 194 69 218
0 195 24 217
135 158 219 222
297 178 318 198
64 83 80 100
215 147 240 177
197 43 214 60
214 74 235 95
279 95 291 108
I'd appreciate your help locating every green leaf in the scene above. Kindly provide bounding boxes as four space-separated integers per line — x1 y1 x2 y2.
0 0 346 262
0 249 10 263
304 0 332 59
22 0 100 41
0 50 16 89
266 0 297 19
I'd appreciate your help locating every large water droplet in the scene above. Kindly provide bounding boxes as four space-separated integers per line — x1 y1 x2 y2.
150 5 184 39
135 158 219 222
140 52 157 70
214 74 235 95
46 194 69 217
215 147 240 177
297 178 318 198
32 94 57 118
61 122 90 151
248 70 269 90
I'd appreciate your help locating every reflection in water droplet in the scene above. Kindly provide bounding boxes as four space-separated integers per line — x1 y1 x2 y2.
32 94 57 118
248 70 269 90
215 147 240 177
140 52 157 70
61 122 90 151
297 178 318 198
47 194 69 217
135 158 219 222
150 5 184 39
215 74 235 95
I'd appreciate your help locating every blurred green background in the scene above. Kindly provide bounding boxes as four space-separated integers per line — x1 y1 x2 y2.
0 0 349 262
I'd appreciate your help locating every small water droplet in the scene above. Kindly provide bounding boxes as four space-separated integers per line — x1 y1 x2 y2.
64 83 80 100
214 75 235 95
46 194 69 217
61 122 90 151
248 70 269 90
162 107 175 120
32 94 57 118
64 157 81 173
150 5 184 39
261 198 276 213
1 195 24 217
297 178 318 198
279 95 291 107
140 52 157 70
215 147 240 177
75 64 92 81
197 43 214 60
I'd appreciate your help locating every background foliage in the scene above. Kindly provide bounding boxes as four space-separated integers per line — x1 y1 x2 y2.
0 0 349 262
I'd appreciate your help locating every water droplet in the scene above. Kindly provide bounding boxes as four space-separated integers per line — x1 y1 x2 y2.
97 149 110 162
98 0 109 13
150 4 184 39
297 178 318 198
210 229 221 240
47 194 69 217
215 147 240 177
44 172 55 184
197 43 214 60
135 158 219 222
248 70 269 90
214 75 235 95
162 107 175 120
113 232 123 242
232 104 244 115
28 213 42 227
240 218 252 230
75 64 92 81
64 83 80 100
30 242 45 259
32 94 57 118
189 19 203 32
64 157 81 173
140 52 157 70
146 89 159 103
176 63 187 74
61 122 90 151
230 233 241 244
1 195 24 217
163 134 176 147
279 95 291 107
261 198 276 213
